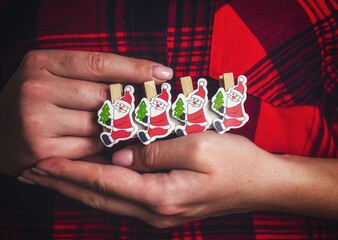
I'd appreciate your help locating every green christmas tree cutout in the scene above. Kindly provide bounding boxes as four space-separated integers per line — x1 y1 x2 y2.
98 101 111 125
212 90 224 112
136 100 148 122
173 97 185 119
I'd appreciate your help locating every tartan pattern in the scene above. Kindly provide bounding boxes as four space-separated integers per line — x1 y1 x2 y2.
0 0 337 239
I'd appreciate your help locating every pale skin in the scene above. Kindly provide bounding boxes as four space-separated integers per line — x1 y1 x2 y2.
1 50 338 228
0 49 172 175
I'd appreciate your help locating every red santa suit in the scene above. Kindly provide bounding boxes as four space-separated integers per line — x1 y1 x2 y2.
222 77 247 128
110 87 135 141
138 83 174 145
100 86 136 147
147 84 172 138
185 79 209 134
223 103 245 128
111 112 134 140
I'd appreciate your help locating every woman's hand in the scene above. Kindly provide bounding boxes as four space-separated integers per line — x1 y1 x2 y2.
0 49 173 175
21 130 338 227
21 131 269 228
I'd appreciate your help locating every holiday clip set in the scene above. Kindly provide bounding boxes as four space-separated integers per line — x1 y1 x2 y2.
97 72 249 146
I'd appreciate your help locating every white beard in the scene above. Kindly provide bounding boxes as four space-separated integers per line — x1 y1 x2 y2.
150 106 165 117
187 102 202 114
226 97 241 108
113 108 128 120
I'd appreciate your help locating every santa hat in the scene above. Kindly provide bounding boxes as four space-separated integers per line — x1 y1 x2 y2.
231 75 247 99
191 78 207 103
154 83 171 106
117 85 133 109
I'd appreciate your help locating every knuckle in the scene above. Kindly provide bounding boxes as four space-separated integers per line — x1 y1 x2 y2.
22 50 47 70
149 218 176 229
87 52 107 76
19 78 46 99
91 165 107 193
142 144 157 169
22 106 51 134
133 62 145 75
151 190 180 216
154 203 179 216
81 113 94 133
98 84 109 103
132 61 152 79
86 193 103 210
30 139 51 160
187 136 208 161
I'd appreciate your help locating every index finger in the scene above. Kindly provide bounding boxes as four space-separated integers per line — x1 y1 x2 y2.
22 50 173 83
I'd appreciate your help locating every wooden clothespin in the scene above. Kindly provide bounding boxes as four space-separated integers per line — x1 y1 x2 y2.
144 81 157 100
219 72 235 91
110 83 123 102
180 76 194 96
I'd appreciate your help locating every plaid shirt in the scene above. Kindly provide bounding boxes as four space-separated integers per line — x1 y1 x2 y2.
1 0 337 239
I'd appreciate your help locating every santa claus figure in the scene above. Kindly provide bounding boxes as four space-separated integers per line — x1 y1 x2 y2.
213 75 249 134
100 86 137 147
175 78 210 136
137 83 174 145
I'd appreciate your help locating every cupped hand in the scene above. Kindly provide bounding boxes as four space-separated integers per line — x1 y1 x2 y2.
21 131 271 228
0 50 173 175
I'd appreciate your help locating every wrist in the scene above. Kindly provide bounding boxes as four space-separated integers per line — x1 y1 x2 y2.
238 149 276 212
250 153 338 219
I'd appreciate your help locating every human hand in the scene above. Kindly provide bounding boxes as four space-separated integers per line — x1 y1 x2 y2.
0 50 173 175
21 131 270 228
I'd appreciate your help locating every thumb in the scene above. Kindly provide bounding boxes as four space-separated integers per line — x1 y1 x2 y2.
112 132 212 173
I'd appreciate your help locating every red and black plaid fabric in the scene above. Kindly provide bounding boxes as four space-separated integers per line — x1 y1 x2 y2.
1 0 337 239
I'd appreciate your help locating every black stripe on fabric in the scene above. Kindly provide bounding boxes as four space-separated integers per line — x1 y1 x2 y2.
106 0 118 53
0 0 39 47
187 0 198 73
0 3 54 239
246 24 323 105
129 0 168 63
230 0 312 53
173 0 187 74
309 111 325 157
268 49 322 103
131 0 167 33
246 26 316 87
195 1 214 77
0 0 40 89
0 175 54 240
169 0 214 77
201 213 256 239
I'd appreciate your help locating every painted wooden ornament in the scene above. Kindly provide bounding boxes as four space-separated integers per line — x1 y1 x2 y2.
98 85 138 147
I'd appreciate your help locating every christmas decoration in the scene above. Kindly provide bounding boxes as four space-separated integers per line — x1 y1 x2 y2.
97 73 249 146
135 83 175 145
212 91 224 113
172 78 210 136
98 102 111 127
136 100 148 122
173 97 185 119
211 75 249 133
98 85 138 147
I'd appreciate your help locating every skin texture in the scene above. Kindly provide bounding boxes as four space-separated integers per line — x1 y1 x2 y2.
0 50 172 175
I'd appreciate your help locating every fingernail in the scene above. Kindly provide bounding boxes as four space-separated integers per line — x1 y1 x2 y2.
153 65 173 80
112 149 133 167
17 176 37 185
31 167 49 176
